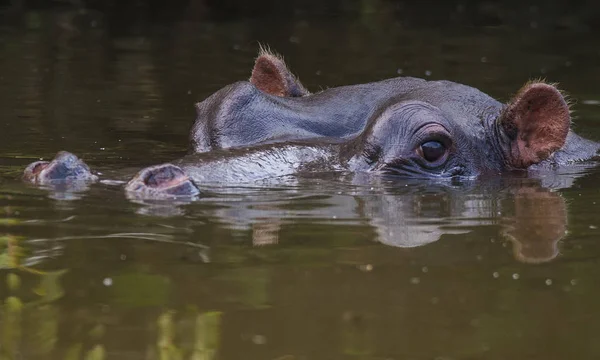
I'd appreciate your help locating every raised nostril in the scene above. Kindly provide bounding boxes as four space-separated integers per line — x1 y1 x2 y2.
23 161 50 182
26 161 49 175
143 164 186 187
126 164 199 197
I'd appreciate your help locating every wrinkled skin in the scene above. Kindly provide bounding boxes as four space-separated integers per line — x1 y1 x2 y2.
23 49 600 198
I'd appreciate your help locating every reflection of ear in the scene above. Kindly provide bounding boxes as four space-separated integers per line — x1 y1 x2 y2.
250 47 309 97
498 82 570 168
503 186 567 263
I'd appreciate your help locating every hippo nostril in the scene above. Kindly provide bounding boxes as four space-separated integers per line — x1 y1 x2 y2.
27 161 49 175
127 164 200 198
23 161 50 183
143 165 187 188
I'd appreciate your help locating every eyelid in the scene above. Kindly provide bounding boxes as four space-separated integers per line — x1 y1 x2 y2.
413 124 452 147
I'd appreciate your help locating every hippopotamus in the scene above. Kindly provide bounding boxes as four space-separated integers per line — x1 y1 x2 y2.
23 49 600 198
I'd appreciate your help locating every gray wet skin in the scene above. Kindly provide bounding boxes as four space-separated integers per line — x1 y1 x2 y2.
23 151 98 184
23 49 600 198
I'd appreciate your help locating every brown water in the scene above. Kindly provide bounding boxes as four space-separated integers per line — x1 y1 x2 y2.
2 2 600 359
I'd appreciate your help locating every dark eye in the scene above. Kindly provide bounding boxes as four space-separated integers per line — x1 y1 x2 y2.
418 140 447 163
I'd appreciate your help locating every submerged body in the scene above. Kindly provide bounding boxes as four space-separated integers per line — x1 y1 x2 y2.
23 50 600 198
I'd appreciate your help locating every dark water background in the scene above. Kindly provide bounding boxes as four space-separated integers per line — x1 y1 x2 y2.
2 1 600 359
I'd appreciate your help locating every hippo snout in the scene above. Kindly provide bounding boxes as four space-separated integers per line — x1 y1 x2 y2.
125 164 201 198
23 151 97 184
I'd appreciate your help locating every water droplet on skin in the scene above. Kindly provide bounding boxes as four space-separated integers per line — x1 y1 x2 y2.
120 254 126 260
422 266 429 273
545 279 553 286
492 272 500 278
512 273 520 280
103 278 112 286
570 279 578 286
590 225 597 229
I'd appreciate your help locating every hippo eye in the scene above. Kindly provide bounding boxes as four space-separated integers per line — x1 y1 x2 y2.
418 140 447 163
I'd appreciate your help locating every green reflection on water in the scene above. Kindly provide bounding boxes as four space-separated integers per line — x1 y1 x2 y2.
111 271 171 307
1 264 66 360
156 309 222 360
0 236 22 270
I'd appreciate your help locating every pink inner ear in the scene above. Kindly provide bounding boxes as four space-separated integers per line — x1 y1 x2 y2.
250 55 287 97
502 82 570 168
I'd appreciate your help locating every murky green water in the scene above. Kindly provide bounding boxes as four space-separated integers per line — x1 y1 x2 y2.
2 2 600 359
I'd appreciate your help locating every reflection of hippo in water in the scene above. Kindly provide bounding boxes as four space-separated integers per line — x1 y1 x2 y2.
23 49 600 197
201 176 570 264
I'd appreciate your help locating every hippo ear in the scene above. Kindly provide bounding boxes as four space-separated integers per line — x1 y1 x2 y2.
497 81 571 168
250 48 309 97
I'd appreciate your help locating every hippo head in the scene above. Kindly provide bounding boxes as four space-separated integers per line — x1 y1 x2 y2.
194 50 575 179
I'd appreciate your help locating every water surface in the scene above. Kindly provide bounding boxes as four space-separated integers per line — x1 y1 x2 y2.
2 2 600 359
